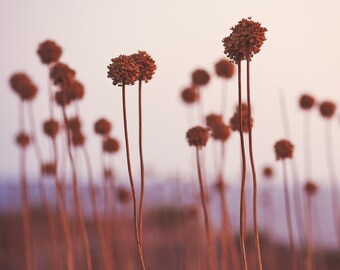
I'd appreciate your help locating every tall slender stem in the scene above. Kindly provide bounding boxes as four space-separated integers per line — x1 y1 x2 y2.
61 105 93 270
246 58 263 270
195 147 216 270
19 101 34 270
138 80 145 246
303 112 312 180
221 80 228 120
237 62 248 270
282 160 298 270
27 103 58 270
121 83 146 270
305 195 314 270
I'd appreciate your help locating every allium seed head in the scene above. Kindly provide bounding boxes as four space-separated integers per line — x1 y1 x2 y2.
43 119 60 138
274 139 294 160
37 40 62 65
192 69 210 86
215 59 235 79
107 55 139 86
304 181 318 196
319 101 336 119
229 104 253 133
71 130 85 147
206 113 223 129
222 17 267 63
299 94 315 110
103 137 120 154
9 73 38 101
263 166 274 178
64 79 85 101
132 51 156 82
15 132 30 148
50 62 76 86
212 123 231 142
181 87 199 104
186 126 210 148
94 118 112 136
41 162 57 176
67 117 82 132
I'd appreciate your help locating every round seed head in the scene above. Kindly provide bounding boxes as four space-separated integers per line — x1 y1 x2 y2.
15 132 30 148
94 118 112 136
132 51 156 82
299 94 315 110
181 86 199 104
212 123 231 142
263 166 274 179
186 126 210 148
43 119 60 138
102 137 120 154
206 113 223 129
229 104 253 133
274 139 294 160
304 181 318 196
37 40 62 64
192 69 210 86
215 59 235 79
41 162 57 176
107 55 139 86
50 62 76 86
67 117 81 132
319 101 336 119
71 130 85 147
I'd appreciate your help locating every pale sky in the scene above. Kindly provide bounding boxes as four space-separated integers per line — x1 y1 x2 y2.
1 0 340 185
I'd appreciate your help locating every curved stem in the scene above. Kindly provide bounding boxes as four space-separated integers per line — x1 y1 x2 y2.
237 61 248 270
196 147 216 270
121 83 146 270
61 105 93 270
138 80 145 246
246 58 263 270
282 160 298 270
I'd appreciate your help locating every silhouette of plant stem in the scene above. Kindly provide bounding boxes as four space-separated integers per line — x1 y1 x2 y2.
121 83 146 270
305 195 314 270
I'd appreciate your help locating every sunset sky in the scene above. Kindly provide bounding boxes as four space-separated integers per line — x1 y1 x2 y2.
0 0 340 185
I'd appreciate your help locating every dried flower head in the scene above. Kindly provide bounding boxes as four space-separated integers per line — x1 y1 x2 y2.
64 79 85 101
50 62 76 86
54 90 72 107
215 59 235 79
304 181 318 196
9 73 38 101
41 162 57 176
15 132 30 148
117 187 131 204
263 166 274 179
132 51 156 82
43 119 60 138
67 117 81 132
229 104 253 133
192 69 210 86
212 123 231 142
206 113 223 129
299 94 315 110
37 40 62 65
107 55 139 86
274 139 294 160
222 17 267 63
103 137 120 154
319 101 336 119
94 118 112 136
186 126 210 148
71 130 85 147
181 87 199 104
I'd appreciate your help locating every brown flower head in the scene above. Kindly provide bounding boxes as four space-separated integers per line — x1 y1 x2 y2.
222 17 267 63
132 51 156 82
64 79 85 101
94 118 112 136
215 59 235 79
229 104 253 133
71 130 85 147
54 90 72 107
43 119 60 138
117 186 131 204
50 62 76 86
107 55 139 86
304 181 318 196
212 123 231 142
15 132 30 148
181 86 199 104
299 94 315 110
37 40 62 65
192 69 210 86
262 166 274 179
103 137 120 154
319 101 336 119
9 73 38 101
41 162 57 176
67 117 82 132
206 113 223 129
274 139 294 160
186 126 210 148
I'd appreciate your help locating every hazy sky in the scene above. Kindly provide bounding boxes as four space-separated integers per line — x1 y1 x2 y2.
1 0 340 185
